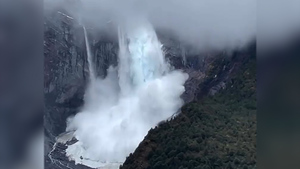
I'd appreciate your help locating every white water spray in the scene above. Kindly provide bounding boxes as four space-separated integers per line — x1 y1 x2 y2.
65 19 188 168
83 26 96 81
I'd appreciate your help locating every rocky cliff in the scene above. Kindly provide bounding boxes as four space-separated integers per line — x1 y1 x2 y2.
44 9 256 169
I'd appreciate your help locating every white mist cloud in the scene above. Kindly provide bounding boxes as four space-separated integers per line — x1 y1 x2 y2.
66 69 187 164
65 19 188 168
45 0 256 51
258 0 300 49
45 0 300 51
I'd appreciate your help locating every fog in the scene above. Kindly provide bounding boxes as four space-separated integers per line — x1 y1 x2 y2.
258 0 300 49
45 0 256 51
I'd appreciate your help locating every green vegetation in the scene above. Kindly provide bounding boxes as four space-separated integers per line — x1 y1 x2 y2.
121 54 256 169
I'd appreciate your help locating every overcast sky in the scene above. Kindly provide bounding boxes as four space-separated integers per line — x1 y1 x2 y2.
45 0 300 51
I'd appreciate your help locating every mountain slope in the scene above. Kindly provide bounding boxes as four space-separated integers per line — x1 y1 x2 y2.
121 50 256 169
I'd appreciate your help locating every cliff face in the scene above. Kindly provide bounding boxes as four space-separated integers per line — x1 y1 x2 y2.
44 12 119 137
44 9 256 169
44 10 119 169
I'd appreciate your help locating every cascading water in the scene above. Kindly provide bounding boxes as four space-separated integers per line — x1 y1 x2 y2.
119 23 167 87
83 26 96 81
65 19 188 169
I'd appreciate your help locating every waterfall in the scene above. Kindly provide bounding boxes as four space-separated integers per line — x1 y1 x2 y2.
65 19 188 169
83 26 96 81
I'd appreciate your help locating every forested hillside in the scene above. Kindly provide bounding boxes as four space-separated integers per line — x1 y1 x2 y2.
121 49 256 169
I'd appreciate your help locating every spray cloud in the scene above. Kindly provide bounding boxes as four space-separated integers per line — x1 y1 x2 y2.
65 17 188 168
